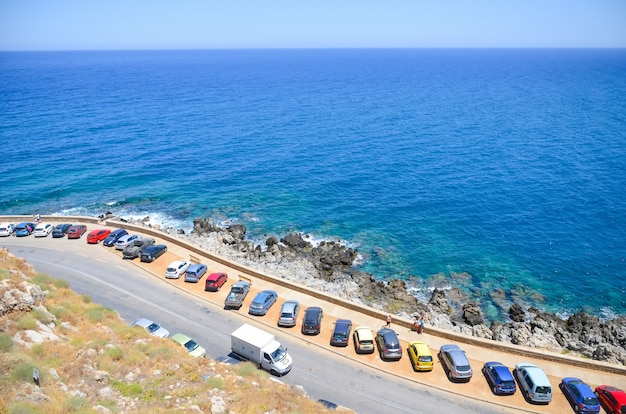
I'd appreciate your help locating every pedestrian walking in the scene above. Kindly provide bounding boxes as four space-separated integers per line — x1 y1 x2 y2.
386 314 392 329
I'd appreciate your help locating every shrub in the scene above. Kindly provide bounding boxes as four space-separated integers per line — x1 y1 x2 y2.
81 294 92 304
7 402 44 414
32 308 52 324
112 380 143 397
31 273 54 288
85 308 104 323
30 343 45 357
0 333 14 352
17 315 37 330
104 346 124 361
52 278 70 289
235 361 267 379
63 395 87 412
0 268 9 280
204 376 224 390
10 361 43 384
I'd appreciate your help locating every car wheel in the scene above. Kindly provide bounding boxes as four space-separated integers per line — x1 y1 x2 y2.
270 369 277 376
492 386 498 395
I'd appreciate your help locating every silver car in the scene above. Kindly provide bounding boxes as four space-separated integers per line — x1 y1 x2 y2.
277 300 300 327
375 328 402 361
115 234 142 250
131 318 169 338
439 344 473 382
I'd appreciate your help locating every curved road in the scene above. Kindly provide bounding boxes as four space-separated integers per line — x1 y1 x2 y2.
1 237 511 414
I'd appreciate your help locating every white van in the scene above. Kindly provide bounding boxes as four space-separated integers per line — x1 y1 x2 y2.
514 363 552 404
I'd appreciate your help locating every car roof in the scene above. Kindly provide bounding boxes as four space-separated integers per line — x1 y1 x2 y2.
207 272 225 280
132 318 153 327
255 291 274 299
335 319 351 328
171 333 191 342
354 326 373 338
409 341 431 353
232 280 250 287
187 263 206 270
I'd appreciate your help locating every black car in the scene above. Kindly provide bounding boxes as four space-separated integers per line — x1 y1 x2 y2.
123 238 155 259
330 319 352 347
140 244 167 263
103 228 128 247
52 223 72 238
301 306 323 335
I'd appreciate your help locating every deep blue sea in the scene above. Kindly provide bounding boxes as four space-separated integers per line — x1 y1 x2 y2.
1 49 625 321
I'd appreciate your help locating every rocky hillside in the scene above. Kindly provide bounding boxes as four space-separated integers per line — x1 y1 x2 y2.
0 248 350 414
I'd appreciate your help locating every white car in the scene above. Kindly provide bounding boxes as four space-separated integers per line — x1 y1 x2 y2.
131 318 170 338
115 234 142 250
165 260 190 279
0 223 15 237
33 223 54 237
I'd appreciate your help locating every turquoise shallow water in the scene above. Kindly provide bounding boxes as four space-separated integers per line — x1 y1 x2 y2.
1 49 625 320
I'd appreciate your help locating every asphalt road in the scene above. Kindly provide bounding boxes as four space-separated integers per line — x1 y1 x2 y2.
0 236 511 414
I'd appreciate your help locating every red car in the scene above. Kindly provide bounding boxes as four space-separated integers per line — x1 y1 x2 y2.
87 229 111 244
204 272 228 292
595 385 626 414
67 225 87 239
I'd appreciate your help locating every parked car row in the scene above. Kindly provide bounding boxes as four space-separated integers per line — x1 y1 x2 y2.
5 223 169 264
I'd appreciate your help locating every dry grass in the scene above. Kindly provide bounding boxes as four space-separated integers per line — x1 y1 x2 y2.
0 248 352 414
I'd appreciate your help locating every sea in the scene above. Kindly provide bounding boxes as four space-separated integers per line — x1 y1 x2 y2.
1 48 625 322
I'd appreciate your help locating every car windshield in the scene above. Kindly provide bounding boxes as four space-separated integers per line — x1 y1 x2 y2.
184 340 198 351
457 365 471 371
281 312 292 318
418 356 433 362
270 346 287 362
147 323 160 333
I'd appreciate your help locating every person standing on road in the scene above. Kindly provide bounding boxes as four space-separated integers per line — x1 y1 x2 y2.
386 314 392 329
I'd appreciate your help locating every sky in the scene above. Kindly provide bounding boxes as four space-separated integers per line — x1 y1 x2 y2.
1 0 625 51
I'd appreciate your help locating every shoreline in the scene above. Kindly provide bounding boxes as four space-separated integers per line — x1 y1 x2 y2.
3 213 625 366
128 215 625 366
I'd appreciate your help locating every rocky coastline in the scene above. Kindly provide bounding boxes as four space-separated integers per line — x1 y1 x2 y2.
131 216 626 366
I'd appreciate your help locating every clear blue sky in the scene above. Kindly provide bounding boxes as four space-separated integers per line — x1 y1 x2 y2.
1 0 625 50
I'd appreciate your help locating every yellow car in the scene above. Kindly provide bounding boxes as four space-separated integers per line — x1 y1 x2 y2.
407 341 433 371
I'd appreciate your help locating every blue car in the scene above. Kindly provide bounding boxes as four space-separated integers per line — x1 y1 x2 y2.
248 290 277 316
482 362 516 395
15 222 35 237
103 228 128 247
560 377 600 414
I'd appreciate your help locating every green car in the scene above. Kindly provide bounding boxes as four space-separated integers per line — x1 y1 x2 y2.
171 333 206 358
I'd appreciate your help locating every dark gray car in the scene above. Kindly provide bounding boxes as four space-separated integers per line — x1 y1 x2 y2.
375 328 402 361
123 238 155 259
224 281 251 309
140 244 167 262
330 319 352 347
301 306 323 335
